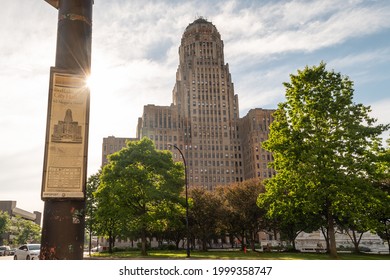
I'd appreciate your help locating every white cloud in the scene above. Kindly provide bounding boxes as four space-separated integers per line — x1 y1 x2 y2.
369 98 390 146
236 66 292 114
92 1 194 63
329 48 390 69
214 0 390 65
327 48 390 85
369 99 390 127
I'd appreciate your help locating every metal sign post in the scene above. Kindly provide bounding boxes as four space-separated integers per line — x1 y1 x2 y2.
40 0 93 260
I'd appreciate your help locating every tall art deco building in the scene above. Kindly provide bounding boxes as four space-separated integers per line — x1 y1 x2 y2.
134 18 275 191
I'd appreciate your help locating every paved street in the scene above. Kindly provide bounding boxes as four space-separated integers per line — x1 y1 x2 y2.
1 253 91 260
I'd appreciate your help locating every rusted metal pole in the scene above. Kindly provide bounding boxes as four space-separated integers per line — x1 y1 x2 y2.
40 0 93 260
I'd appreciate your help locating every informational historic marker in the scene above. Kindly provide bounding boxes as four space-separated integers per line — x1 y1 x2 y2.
41 68 89 199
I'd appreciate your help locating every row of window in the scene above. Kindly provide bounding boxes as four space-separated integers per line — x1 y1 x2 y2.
191 116 229 123
192 60 224 66
189 166 241 174
191 160 241 170
192 65 225 79
257 162 271 169
192 97 227 104
189 176 241 184
202 163 237 171
192 91 228 98
193 131 228 138
185 44 217 59
192 80 225 87
192 87 225 95
192 109 228 116
255 154 273 161
183 153 242 160
143 113 178 129
179 143 238 151
257 171 276 178
103 144 126 152
152 142 238 152
149 135 178 142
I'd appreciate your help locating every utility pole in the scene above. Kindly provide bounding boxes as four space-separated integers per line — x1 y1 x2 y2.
40 0 93 260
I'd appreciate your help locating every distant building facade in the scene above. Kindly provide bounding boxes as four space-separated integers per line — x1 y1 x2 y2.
239 108 276 181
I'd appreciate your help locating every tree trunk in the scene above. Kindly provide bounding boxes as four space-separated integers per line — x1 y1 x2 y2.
202 238 207 251
241 231 246 251
250 231 256 251
349 230 359 253
320 226 330 253
175 238 180 250
382 220 390 254
288 227 298 251
388 240 390 254
292 239 296 251
327 210 337 258
292 231 301 252
108 229 113 253
141 230 147 256
347 230 364 254
387 234 390 254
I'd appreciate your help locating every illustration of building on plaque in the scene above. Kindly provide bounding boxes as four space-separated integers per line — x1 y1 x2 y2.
51 109 82 143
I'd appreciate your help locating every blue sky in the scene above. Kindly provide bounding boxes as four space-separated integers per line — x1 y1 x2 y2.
0 0 389 214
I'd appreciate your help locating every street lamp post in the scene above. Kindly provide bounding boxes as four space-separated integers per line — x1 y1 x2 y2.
171 144 190 258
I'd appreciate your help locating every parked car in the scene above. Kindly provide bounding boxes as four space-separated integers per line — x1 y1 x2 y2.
91 245 103 252
13 244 41 260
0 246 11 256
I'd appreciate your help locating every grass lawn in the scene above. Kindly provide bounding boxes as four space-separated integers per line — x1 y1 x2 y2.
88 250 390 260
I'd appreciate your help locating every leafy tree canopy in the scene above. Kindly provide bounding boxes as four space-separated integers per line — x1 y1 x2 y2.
96 137 185 255
0 211 11 237
259 62 389 257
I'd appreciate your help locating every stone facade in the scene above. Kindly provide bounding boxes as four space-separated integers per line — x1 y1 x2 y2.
239 108 276 181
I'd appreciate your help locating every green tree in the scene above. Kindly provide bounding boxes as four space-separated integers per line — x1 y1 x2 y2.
12 216 41 245
371 139 390 253
0 211 11 244
188 187 224 251
97 137 185 255
85 171 101 255
334 184 384 253
150 200 186 249
374 192 390 253
94 179 128 253
219 179 266 251
258 171 322 251
260 62 389 258
94 181 128 253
